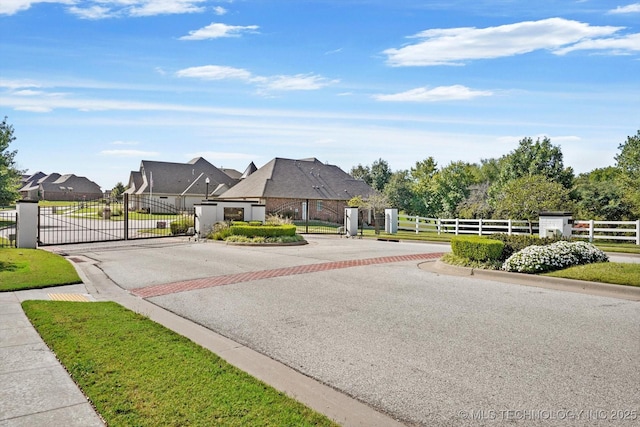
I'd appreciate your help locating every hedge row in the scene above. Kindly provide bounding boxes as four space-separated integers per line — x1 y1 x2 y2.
450 236 505 262
229 224 297 238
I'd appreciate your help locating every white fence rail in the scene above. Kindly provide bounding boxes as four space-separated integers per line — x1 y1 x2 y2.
572 220 640 245
397 215 640 245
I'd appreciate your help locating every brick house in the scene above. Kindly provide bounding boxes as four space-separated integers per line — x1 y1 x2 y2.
218 157 375 223
19 172 102 201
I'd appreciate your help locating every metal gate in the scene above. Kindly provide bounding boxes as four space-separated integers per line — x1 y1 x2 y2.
0 209 17 248
38 194 195 246
269 198 344 234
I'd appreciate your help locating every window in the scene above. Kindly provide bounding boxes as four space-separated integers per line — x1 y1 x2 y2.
316 200 323 212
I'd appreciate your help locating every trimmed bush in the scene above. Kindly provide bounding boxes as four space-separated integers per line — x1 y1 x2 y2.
229 224 296 238
248 221 263 226
488 233 561 261
170 217 194 234
502 241 608 274
451 236 505 262
231 221 249 226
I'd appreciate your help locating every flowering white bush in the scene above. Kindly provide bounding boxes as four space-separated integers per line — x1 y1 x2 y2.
502 241 608 274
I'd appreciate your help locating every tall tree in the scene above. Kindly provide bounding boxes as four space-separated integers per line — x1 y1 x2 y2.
0 117 21 206
349 164 372 186
383 170 415 214
574 168 632 220
110 182 127 198
370 158 392 192
615 130 640 217
497 136 574 189
409 157 438 217
429 161 474 218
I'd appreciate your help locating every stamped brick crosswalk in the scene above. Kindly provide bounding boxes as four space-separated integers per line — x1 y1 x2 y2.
132 252 444 298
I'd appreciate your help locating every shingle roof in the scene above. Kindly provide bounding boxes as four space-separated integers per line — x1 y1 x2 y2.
40 174 101 193
127 157 238 196
219 157 374 201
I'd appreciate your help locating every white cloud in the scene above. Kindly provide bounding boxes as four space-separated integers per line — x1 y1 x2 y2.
554 33 640 55
68 5 114 19
213 6 227 15
384 18 625 66
374 85 493 102
100 149 160 157
0 0 71 16
175 65 337 93
1 0 208 18
176 65 254 81
608 3 640 14
128 0 207 17
259 74 338 92
180 22 259 40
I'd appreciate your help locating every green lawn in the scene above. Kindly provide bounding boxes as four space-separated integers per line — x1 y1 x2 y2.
22 301 338 427
0 249 81 292
543 262 640 287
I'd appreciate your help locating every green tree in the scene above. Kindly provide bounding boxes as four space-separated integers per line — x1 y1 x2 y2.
369 158 392 192
409 157 438 217
429 161 474 218
110 182 127 198
494 175 574 233
383 170 415 214
0 117 21 206
615 130 640 217
349 164 372 185
574 167 632 220
496 136 574 189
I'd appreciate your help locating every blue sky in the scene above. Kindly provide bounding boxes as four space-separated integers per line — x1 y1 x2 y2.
1 0 639 190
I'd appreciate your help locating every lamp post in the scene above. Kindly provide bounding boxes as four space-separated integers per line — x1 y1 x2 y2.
205 177 210 200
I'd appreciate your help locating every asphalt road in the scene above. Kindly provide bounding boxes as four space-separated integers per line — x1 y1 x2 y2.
66 236 639 426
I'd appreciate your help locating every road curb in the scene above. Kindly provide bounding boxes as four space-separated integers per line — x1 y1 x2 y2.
419 259 640 301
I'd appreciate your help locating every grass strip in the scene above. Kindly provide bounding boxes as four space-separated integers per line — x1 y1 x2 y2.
543 262 640 287
22 301 338 427
0 249 81 292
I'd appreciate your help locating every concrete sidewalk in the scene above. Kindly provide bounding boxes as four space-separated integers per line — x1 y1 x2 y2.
0 286 105 427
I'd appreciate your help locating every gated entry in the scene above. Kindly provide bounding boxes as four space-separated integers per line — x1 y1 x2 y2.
269 198 344 234
38 194 195 246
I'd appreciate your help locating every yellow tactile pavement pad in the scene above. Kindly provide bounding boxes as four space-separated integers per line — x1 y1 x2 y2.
48 293 90 302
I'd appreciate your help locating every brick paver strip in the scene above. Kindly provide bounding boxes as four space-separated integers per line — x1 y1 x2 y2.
133 253 444 298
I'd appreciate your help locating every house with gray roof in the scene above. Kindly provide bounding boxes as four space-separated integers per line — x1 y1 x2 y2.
218 157 375 223
125 157 244 211
19 172 102 201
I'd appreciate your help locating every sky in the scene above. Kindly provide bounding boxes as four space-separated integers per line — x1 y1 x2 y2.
1 0 639 190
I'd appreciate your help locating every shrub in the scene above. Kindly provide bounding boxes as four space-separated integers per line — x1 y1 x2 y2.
209 222 232 240
229 224 296 238
170 216 194 235
231 221 249 226
265 214 293 226
451 236 505 262
248 221 263 226
502 241 608 274
488 233 561 261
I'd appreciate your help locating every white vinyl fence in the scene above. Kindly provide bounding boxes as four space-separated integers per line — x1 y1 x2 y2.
397 215 640 245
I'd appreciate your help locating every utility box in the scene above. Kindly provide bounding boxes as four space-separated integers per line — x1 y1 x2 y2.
539 211 573 239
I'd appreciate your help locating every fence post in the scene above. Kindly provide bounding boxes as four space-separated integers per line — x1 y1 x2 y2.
507 219 512 235
415 215 419 234
455 218 459 235
588 219 595 243
16 200 38 249
437 218 441 235
478 218 483 236
636 220 640 246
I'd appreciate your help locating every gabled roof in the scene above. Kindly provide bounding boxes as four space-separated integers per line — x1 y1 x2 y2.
126 157 238 196
40 174 102 193
219 157 374 201
241 162 257 179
